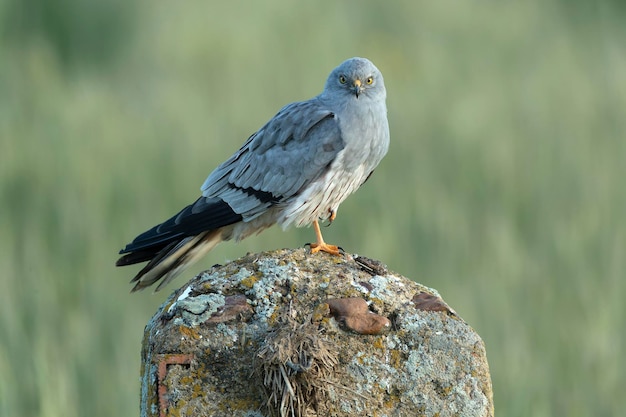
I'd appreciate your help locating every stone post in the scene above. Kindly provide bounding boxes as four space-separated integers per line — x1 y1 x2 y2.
140 248 493 417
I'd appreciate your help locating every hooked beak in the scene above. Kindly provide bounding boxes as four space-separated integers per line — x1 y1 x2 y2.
353 79 362 98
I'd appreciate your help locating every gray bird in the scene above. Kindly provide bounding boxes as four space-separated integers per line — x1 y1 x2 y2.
116 57 390 292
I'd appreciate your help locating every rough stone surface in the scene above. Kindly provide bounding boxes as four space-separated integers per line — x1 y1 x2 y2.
140 248 493 417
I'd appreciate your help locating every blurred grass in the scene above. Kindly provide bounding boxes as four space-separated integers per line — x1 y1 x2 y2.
1 0 624 416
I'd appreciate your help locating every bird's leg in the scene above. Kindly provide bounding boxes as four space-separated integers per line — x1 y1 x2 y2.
309 219 341 256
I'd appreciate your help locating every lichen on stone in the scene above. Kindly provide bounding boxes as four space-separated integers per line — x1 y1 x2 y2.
173 293 226 327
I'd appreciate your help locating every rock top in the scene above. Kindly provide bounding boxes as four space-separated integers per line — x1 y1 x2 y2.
140 248 493 417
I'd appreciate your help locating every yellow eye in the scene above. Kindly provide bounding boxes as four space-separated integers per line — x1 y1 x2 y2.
366 76 374 85
339 75 347 84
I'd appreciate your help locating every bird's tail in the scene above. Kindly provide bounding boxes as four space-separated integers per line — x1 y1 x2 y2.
123 229 224 293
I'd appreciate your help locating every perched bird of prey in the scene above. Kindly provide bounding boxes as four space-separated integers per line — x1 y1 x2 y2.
117 57 390 292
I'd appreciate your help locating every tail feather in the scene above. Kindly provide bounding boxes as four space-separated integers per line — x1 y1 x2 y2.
116 248 166 267
128 229 224 292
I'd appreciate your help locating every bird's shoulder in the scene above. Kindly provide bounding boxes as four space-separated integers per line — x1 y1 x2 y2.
201 96 345 209
246 97 340 153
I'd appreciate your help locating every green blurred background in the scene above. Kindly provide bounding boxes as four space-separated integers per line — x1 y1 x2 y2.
1 0 624 416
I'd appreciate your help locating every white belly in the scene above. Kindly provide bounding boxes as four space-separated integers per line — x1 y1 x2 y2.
277 157 370 229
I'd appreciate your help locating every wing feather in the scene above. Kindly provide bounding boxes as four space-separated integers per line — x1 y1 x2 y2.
201 99 344 219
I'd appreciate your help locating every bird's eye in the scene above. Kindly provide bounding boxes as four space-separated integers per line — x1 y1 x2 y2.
366 76 374 85
339 75 347 84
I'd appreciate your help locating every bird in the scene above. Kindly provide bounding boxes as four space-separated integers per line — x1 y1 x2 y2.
116 57 390 292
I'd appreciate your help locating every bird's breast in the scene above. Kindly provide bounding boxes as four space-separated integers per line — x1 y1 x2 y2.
277 160 372 229
336 101 389 172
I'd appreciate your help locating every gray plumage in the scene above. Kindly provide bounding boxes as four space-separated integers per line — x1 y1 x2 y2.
117 57 390 292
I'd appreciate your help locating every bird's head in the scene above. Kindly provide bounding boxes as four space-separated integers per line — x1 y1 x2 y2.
323 57 386 101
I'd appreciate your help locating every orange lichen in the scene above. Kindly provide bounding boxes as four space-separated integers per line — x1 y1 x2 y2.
389 349 404 368
178 325 201 340
312 302 330 322
373 336 385 349
266 309 280 325
239 274 259 289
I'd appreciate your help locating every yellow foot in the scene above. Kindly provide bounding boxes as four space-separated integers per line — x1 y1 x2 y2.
309 242 341 256
310 219 342 256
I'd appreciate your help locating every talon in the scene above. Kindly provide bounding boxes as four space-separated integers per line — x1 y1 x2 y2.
310 242 341 256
